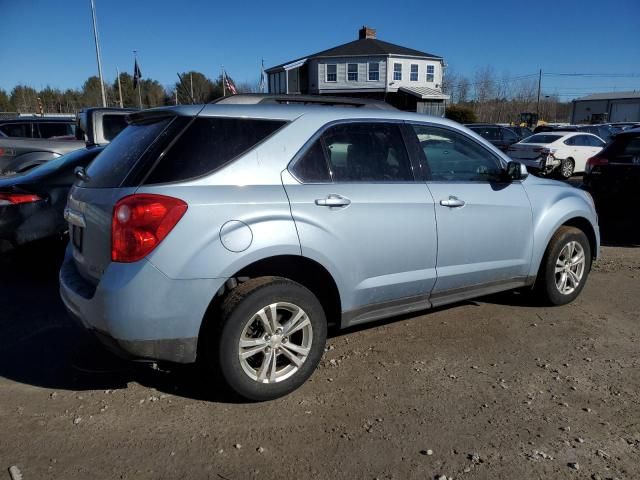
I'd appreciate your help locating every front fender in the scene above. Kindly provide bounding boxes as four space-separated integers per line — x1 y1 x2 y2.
525 180 599 278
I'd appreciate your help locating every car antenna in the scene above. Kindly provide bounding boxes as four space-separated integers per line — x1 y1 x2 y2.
176 72 196 104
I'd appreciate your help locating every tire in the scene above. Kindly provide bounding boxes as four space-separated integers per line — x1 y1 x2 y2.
210 276 327 401
558 158 575 179
535 226 591 306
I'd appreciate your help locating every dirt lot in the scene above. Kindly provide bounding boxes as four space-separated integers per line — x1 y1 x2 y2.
1 223 639 480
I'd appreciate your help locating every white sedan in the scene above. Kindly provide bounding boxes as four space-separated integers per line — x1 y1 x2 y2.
507 132 605 178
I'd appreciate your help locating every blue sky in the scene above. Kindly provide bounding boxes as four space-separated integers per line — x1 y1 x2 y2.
1 0 639 99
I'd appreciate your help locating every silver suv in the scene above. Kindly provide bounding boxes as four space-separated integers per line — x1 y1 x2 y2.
60 103 599 400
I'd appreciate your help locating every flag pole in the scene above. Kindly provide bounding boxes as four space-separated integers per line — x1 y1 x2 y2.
134 50 143 109
222 65 226 97
89 0 106 107
116 67 123 108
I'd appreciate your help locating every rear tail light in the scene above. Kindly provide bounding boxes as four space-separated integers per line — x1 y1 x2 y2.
585 156 608 174
111 194 187 263
0 192 42 206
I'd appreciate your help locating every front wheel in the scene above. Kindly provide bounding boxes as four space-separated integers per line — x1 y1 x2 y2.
535 226 591 305
211 277 327 401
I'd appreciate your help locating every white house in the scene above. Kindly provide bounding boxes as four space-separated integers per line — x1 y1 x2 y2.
266 27 449 115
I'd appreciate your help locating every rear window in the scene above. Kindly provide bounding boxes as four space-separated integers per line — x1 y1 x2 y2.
84 117 173 188
143 117 286 184
38 122 74 138
102 114 129 141
521 134 563 144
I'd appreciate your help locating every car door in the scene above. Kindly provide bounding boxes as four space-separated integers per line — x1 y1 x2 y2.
571 135 600 172
407 123 533 305
282 121 438 323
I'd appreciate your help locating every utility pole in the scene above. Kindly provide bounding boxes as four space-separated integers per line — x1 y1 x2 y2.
190 73 194 104
536 69 542 120
116 67 123 108
90 0 107 107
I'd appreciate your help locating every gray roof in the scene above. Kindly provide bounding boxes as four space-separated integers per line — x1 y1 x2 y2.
399 86 450 100
574 91 640 101
266 37 442 73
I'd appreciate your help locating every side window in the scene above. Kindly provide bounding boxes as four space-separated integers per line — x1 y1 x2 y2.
574 135 590 147
38 122 73 139
326 64 337 82
412 125 504 182
564 136 576 146
368 62 379 81
393 63 402 81
426 65 435 83
410 64 419 81
321 123 413 182
144 117 286 184
347 64 358 82
0 123 32 138
290 140 331 183
502 128 519 143
588 135 605 147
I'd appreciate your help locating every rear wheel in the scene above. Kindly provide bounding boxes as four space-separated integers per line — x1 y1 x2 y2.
535 226 591 305
558 158 575 179
210 277 327 401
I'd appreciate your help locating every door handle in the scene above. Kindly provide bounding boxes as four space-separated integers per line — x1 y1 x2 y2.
315 194 351 207
440 196 465 208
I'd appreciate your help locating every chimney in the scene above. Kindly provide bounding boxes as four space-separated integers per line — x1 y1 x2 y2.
358 26 376 40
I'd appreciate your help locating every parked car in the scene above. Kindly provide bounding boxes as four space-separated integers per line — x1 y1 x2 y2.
60 103 599 401
583 127 640 203
0 146 103 253
509 126 534 139
0 116 76 139
464 124 521 151
0 108 134 176
507 132 605 178
533 124 615 142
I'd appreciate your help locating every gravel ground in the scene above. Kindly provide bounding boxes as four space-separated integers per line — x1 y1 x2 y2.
1 222 639 480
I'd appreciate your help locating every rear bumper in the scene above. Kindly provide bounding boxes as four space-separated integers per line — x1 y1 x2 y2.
513 156 561 172
59 247 226 363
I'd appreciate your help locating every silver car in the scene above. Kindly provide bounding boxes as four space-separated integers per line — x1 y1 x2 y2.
60 104 599 400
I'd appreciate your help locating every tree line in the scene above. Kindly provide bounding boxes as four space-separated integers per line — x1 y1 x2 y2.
442 65 571 124
0 71 256 114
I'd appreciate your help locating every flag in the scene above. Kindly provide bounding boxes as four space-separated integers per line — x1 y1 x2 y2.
133 59 142 89
224 70 238 95
259 59 266 93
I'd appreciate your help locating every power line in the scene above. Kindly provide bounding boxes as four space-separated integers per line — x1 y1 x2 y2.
543 72 640 78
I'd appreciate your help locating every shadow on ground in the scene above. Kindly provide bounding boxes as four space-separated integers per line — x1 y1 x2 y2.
0 240 242 403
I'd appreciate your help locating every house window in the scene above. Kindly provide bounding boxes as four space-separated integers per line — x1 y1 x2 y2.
426 65 435 83
393 63 402 81
347 63 358 82
368 62 379 81
410 64 419 81
326 64 337 82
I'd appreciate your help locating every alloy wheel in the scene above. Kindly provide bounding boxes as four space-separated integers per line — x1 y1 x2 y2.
238 302 313 383
554 241 585 295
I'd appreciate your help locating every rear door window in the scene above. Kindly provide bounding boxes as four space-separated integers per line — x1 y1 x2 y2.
319 122 413 182
502 128 519 143
143 117 286 184
290 140 331 183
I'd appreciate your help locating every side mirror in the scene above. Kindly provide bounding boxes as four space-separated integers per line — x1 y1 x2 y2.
506 161 528 181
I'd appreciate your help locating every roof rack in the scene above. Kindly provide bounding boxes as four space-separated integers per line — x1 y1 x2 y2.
210 94 397 110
